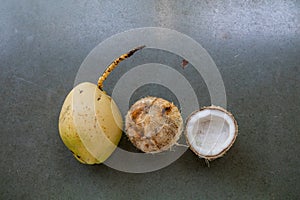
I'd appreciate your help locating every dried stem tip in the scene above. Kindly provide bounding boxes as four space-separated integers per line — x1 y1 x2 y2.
97 45 145 90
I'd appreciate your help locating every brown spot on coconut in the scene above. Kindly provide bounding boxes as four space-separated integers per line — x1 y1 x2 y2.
185 106 238 161
125 97 183 153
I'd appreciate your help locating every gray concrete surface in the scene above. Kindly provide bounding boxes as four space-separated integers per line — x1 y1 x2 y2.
1 0 299 199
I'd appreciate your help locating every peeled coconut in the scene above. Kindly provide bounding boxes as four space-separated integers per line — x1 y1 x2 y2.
185 106 238 160
125 97 183 153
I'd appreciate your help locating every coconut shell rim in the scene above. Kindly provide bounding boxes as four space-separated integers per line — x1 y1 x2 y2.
184 105 238 161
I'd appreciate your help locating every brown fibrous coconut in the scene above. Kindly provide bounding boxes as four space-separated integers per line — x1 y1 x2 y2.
125 97 183 153
185 105 238 161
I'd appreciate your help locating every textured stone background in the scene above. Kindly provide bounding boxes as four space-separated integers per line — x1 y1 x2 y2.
1 0 299 199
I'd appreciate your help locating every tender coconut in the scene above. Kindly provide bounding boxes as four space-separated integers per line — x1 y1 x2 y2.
125 97 183 153
185 106 238 160
58 45 145 164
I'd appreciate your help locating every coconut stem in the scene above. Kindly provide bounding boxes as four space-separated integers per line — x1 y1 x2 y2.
97 45 146 90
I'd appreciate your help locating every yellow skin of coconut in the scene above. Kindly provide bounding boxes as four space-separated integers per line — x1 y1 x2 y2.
59 83 122 164
58 46 145 164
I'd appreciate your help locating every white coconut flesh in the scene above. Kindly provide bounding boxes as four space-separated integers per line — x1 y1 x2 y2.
186 106 237 159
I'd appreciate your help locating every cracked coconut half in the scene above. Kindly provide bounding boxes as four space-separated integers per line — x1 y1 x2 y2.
125 97 183 153
185 106 238 160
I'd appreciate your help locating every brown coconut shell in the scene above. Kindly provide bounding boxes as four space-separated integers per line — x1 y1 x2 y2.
125 97 183 153
185 105 238 161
